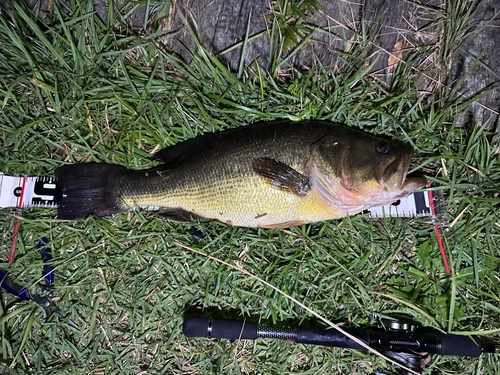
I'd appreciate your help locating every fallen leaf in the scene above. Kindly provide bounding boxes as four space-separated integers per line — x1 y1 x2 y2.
388 40 404 68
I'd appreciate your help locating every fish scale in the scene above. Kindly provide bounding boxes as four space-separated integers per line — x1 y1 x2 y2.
114 125 317 226
118 159 304 226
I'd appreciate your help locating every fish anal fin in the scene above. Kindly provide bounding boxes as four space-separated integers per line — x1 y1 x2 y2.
260 220 306 229
252 158 310 197
158 207 209 222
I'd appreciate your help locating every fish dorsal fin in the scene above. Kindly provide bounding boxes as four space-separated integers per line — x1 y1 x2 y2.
252 158 310 197
154 132 218 165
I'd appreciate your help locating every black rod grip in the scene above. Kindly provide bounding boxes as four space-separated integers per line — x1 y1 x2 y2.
296 327 367 350
183 317 258 340
439 334 493 357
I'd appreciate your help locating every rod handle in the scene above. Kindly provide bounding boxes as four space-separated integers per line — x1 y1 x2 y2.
183 316 258 340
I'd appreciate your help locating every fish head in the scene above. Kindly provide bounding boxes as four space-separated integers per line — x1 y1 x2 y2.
311 131 427 212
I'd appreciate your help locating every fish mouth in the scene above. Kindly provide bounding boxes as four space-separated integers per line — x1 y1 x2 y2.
381 155 411 190
381 154 427 193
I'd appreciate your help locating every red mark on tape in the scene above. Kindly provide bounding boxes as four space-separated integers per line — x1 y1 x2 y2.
427 182 450 274
9 177 26 264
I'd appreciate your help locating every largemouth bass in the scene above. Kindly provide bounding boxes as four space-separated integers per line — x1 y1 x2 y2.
56 120 426 228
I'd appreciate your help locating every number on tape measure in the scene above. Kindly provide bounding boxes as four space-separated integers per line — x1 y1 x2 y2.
0 175 61 209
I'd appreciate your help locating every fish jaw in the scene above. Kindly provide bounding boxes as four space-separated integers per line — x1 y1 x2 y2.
379 152 427 197
379 150 413 191
394 176 427 197
356 148 426 208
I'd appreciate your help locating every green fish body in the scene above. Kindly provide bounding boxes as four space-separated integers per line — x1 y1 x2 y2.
56 120 426 227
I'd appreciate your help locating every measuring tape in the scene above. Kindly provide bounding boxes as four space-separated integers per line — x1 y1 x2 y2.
0 175 61 209
0 173 447 221
0 173 450 271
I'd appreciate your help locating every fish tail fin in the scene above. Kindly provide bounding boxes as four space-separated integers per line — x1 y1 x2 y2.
55 163 129 219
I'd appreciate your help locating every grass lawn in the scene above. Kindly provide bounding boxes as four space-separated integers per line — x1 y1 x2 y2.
0 1 499 374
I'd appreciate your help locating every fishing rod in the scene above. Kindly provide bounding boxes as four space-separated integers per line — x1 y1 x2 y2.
183 316 498 375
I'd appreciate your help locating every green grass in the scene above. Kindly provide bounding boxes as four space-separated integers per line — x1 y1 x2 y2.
0 1 499 374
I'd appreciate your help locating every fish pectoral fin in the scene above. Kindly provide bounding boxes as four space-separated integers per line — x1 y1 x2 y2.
158 207 209 222
252 157 310 197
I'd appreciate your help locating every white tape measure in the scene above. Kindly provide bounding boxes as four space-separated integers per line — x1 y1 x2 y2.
0 175 61 209
0 173 447 222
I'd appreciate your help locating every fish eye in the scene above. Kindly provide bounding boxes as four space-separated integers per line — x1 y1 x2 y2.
378 145 390 154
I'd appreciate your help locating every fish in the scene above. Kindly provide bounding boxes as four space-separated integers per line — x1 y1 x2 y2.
55 120 427 228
